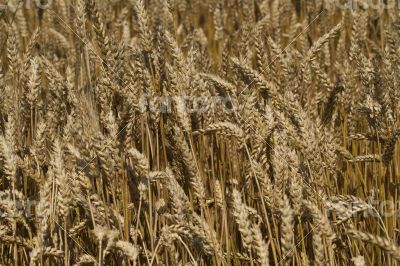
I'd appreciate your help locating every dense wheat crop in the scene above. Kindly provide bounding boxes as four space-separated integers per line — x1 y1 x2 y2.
0 0 400 265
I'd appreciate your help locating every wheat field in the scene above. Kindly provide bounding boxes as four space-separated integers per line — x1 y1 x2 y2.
0 0 399 265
